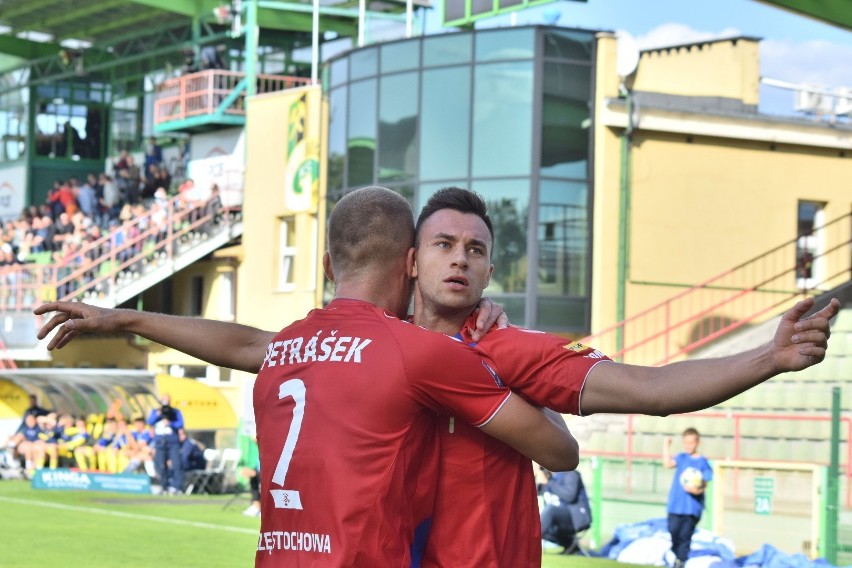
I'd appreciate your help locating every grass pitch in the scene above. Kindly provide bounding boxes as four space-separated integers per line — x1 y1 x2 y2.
0 479 629 568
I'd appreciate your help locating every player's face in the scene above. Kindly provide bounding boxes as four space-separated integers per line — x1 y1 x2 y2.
683 433 699 454
413 209 494 317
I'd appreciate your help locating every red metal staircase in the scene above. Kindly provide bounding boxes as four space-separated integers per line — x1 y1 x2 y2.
582 212 852 365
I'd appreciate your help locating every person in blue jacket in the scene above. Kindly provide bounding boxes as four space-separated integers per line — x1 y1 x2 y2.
178 428 207 473
663 428 713 568
147 393 185 495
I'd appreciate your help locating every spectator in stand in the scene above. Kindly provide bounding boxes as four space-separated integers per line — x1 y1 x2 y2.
63 178 80 216
177 177 195 196
200 45 226 70
141 164 160 202
113 149 129 171
147 393 185 495
0 243 19 268
77 175 99 220
144 136 163 170
123 155 142 205
100 173 121 222
47 180 65 220
202 183 223 235
51 212 74 250
154 163 172 194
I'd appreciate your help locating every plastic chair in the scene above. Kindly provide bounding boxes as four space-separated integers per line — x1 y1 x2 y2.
184 448 221 495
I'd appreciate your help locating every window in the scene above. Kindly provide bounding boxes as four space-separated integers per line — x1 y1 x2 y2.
189 276 204 316
219 270 235 320
423 33 472 67
381 41 420 74
420 66 471 181
347 79 377 187
379 72 419 183
796 201 825 289
279 217 297 291
472 61 533 177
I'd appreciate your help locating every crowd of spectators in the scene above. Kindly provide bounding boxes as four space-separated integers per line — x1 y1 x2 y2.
0 146 225 304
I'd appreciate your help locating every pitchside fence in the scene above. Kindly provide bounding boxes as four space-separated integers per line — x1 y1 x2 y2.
575 388 848 564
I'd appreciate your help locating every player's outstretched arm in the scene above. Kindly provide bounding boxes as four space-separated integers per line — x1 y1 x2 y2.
581 297 840 416
34 301 275 373
480 395 579 472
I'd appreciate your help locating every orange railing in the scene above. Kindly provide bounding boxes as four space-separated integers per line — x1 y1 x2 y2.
154 69 312 125
583 212 852 366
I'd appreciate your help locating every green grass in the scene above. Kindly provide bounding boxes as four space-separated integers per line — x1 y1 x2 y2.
0 480 258 567
0 479 634 568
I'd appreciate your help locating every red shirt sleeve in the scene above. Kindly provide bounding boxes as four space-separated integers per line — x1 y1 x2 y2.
393 321 512 427
460 317 611 415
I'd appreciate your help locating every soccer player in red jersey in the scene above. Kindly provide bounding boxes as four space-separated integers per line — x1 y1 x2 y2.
35 186 578 568
410 186 839 567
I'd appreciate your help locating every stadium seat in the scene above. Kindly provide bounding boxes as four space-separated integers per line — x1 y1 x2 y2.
699 436 732 459
747 418 778 438
832 310 852 332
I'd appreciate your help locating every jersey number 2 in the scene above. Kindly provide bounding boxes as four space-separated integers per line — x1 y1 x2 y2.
270 378 305 510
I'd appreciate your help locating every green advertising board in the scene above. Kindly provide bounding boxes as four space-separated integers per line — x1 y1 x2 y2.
443 0 585 27
753 476 775 515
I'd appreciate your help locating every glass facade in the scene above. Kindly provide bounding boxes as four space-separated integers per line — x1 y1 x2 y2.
324 26 595 332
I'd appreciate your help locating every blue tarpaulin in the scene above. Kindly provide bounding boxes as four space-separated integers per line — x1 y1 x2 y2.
599 519 845 568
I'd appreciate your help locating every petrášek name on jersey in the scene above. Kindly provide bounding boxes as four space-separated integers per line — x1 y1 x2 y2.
261 330 372 370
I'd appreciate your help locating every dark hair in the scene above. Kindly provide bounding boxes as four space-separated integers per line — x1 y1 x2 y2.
415 186 494 248
683 427 700 438
327 186 414 280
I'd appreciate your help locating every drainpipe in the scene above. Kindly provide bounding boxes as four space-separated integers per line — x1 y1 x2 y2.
616 86 635 359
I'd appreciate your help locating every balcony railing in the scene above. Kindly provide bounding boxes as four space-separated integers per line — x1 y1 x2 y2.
154 69 312 125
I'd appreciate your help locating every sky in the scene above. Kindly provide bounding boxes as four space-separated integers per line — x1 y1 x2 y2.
469 0 852 117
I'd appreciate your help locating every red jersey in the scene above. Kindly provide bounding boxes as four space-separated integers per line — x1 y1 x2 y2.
422 319 611 568
253 299 511 567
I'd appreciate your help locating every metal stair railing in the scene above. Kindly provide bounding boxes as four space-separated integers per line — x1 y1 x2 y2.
582 212 852 366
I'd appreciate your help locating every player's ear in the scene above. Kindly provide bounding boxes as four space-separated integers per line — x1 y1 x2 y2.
322 251 335 282
407 247 417 278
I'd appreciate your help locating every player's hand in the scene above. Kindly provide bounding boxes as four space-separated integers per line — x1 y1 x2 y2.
471 297 509 342
34 301 127 350
771 297 839 373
